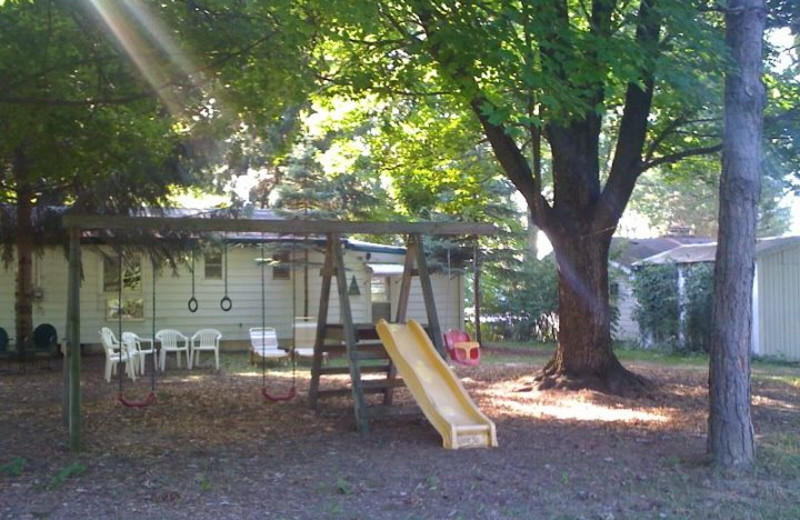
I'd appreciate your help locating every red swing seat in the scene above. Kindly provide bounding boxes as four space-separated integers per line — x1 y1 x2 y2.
443 330 481 366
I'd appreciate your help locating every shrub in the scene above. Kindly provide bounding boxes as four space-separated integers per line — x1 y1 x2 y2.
632 263 714 353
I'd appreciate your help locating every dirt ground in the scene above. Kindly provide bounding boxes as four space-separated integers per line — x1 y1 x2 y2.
1 348 798 520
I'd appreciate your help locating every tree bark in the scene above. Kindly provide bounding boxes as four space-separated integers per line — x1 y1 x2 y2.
419 0 658 396
13 148 34 355
537 226 646 394
707 0 765 470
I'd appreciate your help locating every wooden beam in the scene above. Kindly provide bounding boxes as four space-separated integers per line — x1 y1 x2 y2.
332 235 371 434
414 234 444 357
63 215 496 236
309 238 335 411
67 227 82 452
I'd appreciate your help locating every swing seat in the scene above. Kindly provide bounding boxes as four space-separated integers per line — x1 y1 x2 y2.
249 327 288 364
443 330 481 367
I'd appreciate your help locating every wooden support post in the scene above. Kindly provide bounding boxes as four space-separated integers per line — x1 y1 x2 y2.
413 234 444 357
67 227 82 452
61 342 70 426
332 235 370 434
309 237 335 411
395 237 417 323
383 235 420 407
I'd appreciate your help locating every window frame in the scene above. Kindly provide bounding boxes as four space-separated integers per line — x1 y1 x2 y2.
204 251 223 280
102 253 144 321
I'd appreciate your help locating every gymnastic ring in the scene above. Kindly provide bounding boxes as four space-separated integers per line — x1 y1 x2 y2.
220 296 233 312
187 296 199 313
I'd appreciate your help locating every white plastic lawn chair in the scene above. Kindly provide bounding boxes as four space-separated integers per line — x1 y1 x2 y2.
155 329 190 371
121 332 155 375
190 328 222 370
99 327 138 382
249 327 288 364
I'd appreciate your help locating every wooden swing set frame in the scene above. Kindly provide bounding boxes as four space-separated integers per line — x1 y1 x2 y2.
63 215 494 452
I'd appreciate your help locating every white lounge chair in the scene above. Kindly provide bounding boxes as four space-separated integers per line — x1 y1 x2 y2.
249 327 288 364
293 317 317 360
190 328 222 370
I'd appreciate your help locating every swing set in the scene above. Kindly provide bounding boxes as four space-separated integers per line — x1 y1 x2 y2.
62 215 494 451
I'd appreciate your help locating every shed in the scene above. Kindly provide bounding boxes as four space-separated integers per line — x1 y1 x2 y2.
0 211 467 350
609 236 714 342
635 235 800 361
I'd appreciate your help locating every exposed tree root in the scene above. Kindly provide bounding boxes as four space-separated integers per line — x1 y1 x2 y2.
530 357 653 398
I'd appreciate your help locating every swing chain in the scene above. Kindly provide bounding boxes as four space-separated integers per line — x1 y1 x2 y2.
188 247 198 313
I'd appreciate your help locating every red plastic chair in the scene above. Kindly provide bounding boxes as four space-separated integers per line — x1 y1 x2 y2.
443 330 481 367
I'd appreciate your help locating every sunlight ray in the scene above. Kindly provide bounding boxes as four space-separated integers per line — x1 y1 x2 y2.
85 0 195 115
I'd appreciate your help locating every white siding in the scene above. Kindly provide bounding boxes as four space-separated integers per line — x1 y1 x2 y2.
613 274 640 342
757 245 800 361
1 242 465 349
364 249 463 333
0 250 73 344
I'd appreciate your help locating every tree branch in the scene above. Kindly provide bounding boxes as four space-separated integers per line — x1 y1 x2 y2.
641 143 723 171
597 0 660 231
0 95 154 107
410 2 555 230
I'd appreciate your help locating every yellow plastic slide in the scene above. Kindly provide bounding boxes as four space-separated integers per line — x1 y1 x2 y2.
375 319 498 449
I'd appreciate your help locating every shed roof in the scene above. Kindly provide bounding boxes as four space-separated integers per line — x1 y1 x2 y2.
634 243 717 265
634 235 800 266
611 236 714 267
368 263 406 276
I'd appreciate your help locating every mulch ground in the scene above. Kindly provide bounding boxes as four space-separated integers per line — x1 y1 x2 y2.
0 349 798 520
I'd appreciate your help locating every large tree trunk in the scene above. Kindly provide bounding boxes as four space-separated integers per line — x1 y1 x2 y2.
707 0 764 470
13 148 34 355
536 227 646 394
454 0 659 397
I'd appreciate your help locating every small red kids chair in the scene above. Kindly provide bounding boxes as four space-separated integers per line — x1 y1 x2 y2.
443 330 481 367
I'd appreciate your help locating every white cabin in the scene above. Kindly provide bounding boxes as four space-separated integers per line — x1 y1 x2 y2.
0 237 465 350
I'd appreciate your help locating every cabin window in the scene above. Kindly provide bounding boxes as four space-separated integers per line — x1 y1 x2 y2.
103 255 144 320
371 277 390 302
272 252 290 280
205 252 223 280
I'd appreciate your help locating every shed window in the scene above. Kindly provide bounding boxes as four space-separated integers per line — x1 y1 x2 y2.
103 255 143 320
371 277 390 302
205 252 223 280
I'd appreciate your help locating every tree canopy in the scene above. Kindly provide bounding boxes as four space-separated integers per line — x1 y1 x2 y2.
2 0 798 393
